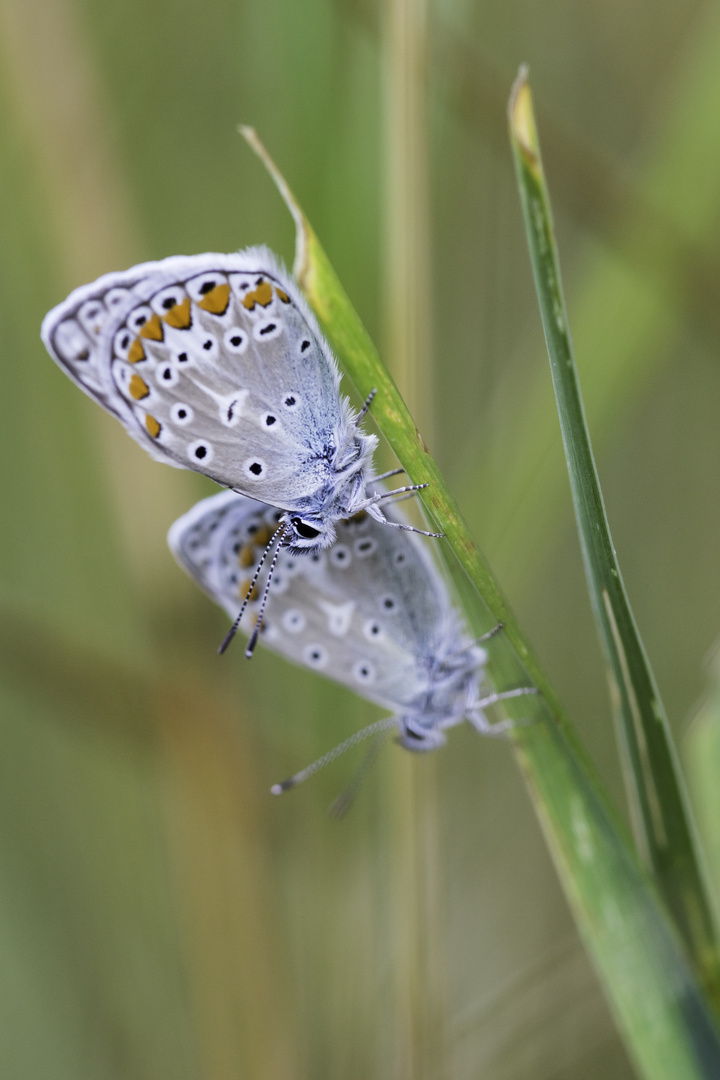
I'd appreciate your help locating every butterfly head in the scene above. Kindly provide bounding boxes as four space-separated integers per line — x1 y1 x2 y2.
397 717 448 752
281 513 337 554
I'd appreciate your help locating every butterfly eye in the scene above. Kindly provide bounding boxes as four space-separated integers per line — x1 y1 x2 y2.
290 518 320 541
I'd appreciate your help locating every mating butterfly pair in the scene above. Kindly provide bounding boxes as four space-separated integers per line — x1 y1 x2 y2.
42 249 533 768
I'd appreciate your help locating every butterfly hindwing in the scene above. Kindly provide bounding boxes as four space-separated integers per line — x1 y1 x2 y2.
168 490 467 718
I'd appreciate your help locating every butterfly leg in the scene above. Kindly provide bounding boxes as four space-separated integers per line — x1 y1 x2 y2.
371 481 429 501
372 516 444 539
364 482 444 537
372 467 406 482
467 686 540 736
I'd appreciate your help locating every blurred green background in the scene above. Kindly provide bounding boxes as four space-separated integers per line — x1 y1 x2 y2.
1 0 720 1076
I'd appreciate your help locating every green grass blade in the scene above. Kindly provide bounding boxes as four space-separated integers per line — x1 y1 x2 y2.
239 126 544 684
507 67 720 1010
241 125 720 1078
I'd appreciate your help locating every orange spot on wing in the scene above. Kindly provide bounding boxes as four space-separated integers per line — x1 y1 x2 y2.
239 544 256 568
253 525 273 549
127 337 146 364
146 414 161 438
275 287 290 304
198 283 230 315
129 373 150 400
163 297 192 329
140 312 164 341
242 280 273 310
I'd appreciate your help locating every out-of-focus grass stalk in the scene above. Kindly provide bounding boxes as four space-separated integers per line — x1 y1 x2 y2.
384 0 433 443
383 1 445 1077
157 677 298 1080
0 0 193 593
6 6 293 1073
242 124 720 1080
686 643 720 916
508 66 720 1018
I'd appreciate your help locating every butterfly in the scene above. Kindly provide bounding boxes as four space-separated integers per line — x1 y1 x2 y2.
41 247 436 560
168 488 536 789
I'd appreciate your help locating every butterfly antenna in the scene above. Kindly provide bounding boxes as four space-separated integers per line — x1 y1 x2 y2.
271 716 400 795
218 520 288 656
329 729 390 819
244 526 291 658
336 388 379 463
354 387 377 426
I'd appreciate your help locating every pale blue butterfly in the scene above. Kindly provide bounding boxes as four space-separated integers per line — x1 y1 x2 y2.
168 489 536 791
41 247 437 577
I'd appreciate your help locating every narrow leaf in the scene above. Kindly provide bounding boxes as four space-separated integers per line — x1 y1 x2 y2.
508 67 720 1012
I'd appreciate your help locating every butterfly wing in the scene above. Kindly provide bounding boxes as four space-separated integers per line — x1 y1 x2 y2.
168 490 464 716
42 248 360 509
